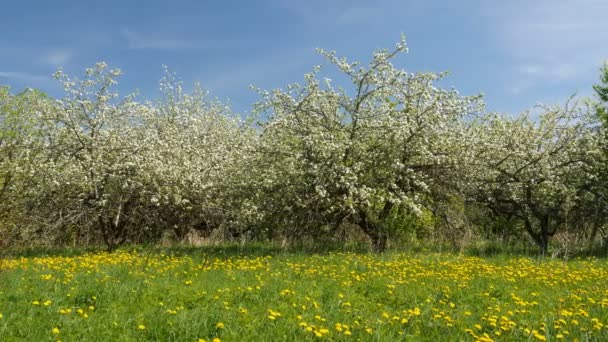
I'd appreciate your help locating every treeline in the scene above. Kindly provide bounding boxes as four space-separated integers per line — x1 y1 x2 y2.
1 38 607 254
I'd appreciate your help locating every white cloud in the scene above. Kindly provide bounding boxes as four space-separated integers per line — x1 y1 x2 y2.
203 47 314 92
0 71 49 83
482 0 608 92
507 84 525 96
272 1 390 29
516 62 588 81
336 7 377 26
121 28 193 50
41 49 73 67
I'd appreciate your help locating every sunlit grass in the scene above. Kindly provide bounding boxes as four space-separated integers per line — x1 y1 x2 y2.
0 249 607 341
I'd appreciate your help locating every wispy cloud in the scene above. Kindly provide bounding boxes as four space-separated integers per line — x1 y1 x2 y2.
41 49 73 67
516 62 591 82
0 71 49 83
272 1 385 29
483 0 608 93
121 28 193 50
203 47 315 93
336 7 378 26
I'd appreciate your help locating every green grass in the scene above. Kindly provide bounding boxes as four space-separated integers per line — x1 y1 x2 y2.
0 247 607 341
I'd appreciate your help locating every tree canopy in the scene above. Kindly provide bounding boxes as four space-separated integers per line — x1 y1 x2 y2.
0 38 606 254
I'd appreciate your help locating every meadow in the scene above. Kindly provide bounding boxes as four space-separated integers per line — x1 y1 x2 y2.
0 248 607 341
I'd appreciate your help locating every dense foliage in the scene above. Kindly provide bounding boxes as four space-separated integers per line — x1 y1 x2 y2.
1 38 606 254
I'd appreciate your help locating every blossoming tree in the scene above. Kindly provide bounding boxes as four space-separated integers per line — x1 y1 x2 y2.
253 36 483 252
467 102 601 254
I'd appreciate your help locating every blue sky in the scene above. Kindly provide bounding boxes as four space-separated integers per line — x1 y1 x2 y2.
1 0 607 115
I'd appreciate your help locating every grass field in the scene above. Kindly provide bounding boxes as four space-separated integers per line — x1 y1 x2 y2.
0 247 607 341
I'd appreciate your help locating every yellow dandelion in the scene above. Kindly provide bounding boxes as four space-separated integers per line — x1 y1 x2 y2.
138 324 146 330
52 327 60 334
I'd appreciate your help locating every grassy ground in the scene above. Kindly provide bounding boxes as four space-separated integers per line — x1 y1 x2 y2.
0 247 607 341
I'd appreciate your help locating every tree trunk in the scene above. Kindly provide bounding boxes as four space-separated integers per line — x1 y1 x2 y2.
537 232 549 256
357 204 392 253
371 233 388 253
100 219 118 253
539 215 551 256
360 221 388 253
106 239 117 253
524 217 549 256
99 201 129 253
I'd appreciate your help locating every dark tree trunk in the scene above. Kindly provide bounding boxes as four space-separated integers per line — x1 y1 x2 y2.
524 215 553 256
538 215 550 256
371 233 388 253
101 220 126 253
105 238 117 253
536 232 549 256
99 200 130 253
359 219 388 253
357 202 394 253
588 223 599 250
